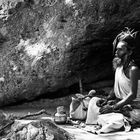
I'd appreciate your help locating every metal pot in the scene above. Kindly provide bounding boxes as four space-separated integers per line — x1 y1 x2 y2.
54 112 67 124
54 106 67 124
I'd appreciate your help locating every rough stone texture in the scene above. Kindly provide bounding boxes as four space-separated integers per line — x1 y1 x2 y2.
1 119 71 140
0 0 140 106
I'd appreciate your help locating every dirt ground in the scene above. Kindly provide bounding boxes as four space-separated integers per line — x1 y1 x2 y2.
1 92 140 140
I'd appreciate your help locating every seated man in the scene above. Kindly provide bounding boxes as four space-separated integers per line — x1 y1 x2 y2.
86 28 140 125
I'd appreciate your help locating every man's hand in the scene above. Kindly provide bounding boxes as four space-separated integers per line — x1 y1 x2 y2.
99 104 114 114
96 99 107 107
107 100 117 105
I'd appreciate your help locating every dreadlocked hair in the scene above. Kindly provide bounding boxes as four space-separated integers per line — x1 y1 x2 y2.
113 27 140 68
113 27 138 55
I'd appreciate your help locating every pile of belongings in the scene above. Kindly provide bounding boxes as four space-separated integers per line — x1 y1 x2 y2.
69 90 131 134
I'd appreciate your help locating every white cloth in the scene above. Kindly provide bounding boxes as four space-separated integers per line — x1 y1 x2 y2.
114 66 140 101
97 113 127 133
114 66 140 123
86 99 129 133
86 97 100 124
69 95 90 120
70 101 87 120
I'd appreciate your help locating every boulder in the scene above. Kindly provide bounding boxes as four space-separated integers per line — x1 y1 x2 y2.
0 0 140 106
1 119 71 140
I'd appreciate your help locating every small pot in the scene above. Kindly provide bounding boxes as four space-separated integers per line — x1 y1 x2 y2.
54 112 67 124
54 106 67 124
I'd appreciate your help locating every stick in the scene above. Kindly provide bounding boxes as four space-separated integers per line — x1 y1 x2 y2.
18 109 51 119
79 76 83 94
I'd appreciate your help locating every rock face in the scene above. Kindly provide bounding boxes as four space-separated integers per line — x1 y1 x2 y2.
0 0 140 106
1 119 71 140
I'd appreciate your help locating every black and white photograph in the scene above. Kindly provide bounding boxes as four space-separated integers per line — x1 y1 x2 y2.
0 0 140 139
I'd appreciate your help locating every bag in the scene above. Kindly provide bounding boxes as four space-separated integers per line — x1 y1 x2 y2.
69 94 90 120
86 97 101 124
96 113 131 134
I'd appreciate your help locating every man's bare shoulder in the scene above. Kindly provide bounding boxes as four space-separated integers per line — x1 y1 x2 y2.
130 65 140 71
130 65 140 78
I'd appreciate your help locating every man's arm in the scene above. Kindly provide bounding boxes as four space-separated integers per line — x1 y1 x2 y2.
96 89 116 107
100 66 139 114
113 66 139 110
106 89 116 101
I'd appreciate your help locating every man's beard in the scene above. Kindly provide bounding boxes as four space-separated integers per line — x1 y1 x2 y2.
112 57 123 70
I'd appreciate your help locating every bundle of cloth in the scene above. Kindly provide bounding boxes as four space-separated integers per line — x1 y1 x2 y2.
69 90 137 134
85 96 132 134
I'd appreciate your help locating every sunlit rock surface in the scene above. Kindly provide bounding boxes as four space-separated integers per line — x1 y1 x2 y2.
0 0 140 106
1 119 71 140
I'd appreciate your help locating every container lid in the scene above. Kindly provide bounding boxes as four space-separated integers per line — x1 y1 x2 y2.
57 106 66 114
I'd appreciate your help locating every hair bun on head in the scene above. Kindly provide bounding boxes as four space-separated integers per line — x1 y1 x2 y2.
113 27 140 68
113 27 138 55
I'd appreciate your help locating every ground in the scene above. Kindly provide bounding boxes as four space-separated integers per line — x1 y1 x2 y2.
1 92 140 140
